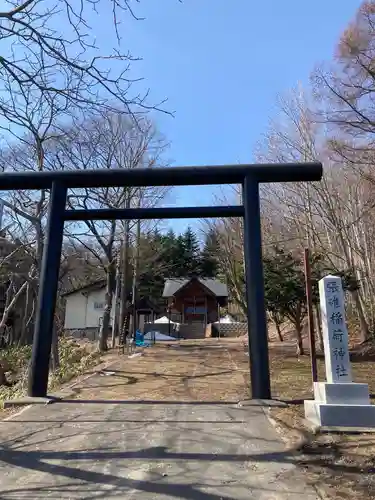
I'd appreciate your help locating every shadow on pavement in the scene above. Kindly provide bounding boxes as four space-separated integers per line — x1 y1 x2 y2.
0 444 316 499
54 399 241 405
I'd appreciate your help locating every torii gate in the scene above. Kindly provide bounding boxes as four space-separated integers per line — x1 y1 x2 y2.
0 162 322 399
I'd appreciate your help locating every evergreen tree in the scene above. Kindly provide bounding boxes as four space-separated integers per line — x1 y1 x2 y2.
200 229 220 277
181 226 201 276
263 248 307 354
137 232 166 305
137 226 224 305
160 230 177 268
171 234 187 277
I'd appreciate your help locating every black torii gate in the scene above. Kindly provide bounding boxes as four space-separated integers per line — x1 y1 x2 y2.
0 162 322 399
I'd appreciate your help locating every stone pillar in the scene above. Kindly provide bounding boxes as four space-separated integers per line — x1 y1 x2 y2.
320 275 352 383
304 275 375 431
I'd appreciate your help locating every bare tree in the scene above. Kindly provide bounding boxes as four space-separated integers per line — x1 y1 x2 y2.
59 112 169 351
0 240 34 346
257 86 374 342
202 187 247 316
312 2 375 185
0 79 73 365
0 1 166 118
0 0 175 380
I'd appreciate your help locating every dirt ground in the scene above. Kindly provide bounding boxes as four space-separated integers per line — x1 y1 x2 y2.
240 342 375 500
69 340 249 403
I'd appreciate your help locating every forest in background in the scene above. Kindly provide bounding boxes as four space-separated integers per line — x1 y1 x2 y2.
136 227 220 304
209 1 375 352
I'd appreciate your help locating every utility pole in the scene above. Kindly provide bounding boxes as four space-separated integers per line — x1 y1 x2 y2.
131 196 141 341
304 247 318 385
119 196 131 337
111 249 121 348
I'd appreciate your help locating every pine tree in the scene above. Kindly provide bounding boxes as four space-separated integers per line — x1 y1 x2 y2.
200 229 220 277
158 230 185 278
263 248 307 355
137 233 165 305
182 226 201 276
137 226 223 305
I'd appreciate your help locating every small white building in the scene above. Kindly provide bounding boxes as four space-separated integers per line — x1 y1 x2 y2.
63 281 114 339
62 280 160 339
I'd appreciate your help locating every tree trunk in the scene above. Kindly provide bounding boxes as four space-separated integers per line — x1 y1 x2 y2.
50 324 60 371
314 304 324 351
130 218 141 340
119 222 130 337
19 291 36 346
274 316 283 342
98 262 116 352
112 252 121 349
99 292 111 352
0 280 28 338
295 319 304 356
19 282 32 346
351 290 370 343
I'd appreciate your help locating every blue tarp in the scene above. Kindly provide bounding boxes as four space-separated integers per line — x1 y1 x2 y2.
135 331 151 347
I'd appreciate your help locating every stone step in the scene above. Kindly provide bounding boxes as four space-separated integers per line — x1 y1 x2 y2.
304 400 375 430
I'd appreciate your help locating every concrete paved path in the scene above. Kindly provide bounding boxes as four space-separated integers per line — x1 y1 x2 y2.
0 398 320 499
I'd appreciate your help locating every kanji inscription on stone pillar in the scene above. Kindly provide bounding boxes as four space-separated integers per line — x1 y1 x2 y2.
319 275 352 383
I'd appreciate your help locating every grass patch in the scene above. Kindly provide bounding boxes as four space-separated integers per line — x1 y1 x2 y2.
0 338 102 408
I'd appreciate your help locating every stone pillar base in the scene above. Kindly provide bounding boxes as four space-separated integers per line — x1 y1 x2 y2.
304 382 375 431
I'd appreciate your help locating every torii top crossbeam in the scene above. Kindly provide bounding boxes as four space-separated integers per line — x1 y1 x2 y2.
0 162 322 190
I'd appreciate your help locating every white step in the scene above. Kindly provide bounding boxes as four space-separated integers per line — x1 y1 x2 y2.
313 382 370 405
304 400 375 430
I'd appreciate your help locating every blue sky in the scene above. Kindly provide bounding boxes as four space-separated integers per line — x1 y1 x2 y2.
108 0 361 235
4 1 358 239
